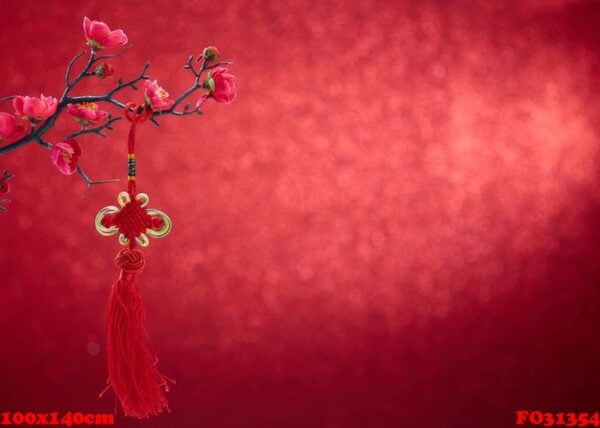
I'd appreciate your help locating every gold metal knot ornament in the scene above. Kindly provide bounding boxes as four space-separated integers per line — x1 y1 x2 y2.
95 191 172 247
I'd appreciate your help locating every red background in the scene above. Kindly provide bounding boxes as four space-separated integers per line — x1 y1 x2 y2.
1 1 600 427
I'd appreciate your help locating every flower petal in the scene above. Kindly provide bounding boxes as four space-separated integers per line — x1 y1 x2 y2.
83 17 92 37
89 20 111 41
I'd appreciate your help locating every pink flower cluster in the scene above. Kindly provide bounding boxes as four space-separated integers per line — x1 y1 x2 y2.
0 94 57 143
0 93 81 175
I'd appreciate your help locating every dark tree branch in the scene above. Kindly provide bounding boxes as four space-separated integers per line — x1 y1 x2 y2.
183 55 200 77
65 50 86 86
2 169 15 182
33 135 51 149
61 50 95 101
0 60 150 156
65 116 122 139
0 138 29 155
76 165 120 191
66 62 150 106
94 44 133 61
35 138 118 189
0 36 233 208
1 46 230 168
107 62 150 96
0 52 217 155
153 57 208 121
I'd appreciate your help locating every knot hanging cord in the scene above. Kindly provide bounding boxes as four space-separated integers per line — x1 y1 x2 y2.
124 102 152 196
96 103 173 418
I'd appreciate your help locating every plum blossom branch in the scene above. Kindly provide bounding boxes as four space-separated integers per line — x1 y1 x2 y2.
152 57 233 119
66 62 151 107
35 134 118 189
0 58 148 156
0 18 236 210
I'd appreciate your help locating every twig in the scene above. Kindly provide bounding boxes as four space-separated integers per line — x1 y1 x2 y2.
76 165 119 191
33 135 51 149
2 169 15 181
65 50 86 86
0 96 15 103
62 50 95 101
95 44 133 61
65 117 122 139
67 62 150 106
153 57 207 119
183 55 200 77
106 62 150 96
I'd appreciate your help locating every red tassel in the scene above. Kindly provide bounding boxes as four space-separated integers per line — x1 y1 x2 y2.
105 248 172 418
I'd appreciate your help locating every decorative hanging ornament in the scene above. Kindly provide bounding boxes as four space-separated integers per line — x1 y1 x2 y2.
94 102 173 418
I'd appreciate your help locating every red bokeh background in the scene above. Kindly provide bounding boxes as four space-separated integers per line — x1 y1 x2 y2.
2 1 600 427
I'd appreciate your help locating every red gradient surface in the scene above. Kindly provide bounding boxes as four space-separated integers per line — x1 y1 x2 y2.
2 1 600 427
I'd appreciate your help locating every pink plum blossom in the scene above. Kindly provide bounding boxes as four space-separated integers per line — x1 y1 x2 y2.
0 112 31 142
83 17 128 50
50 139 82 175
143 79 174 111
13 95 57 120
206 67 236 104
67 102 109 126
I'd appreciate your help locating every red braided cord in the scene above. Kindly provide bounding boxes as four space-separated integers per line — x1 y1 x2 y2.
124 103 152 197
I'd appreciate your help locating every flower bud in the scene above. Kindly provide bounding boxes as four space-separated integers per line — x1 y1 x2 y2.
204 75 216 92
202 46 220 62
94 62 114 79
